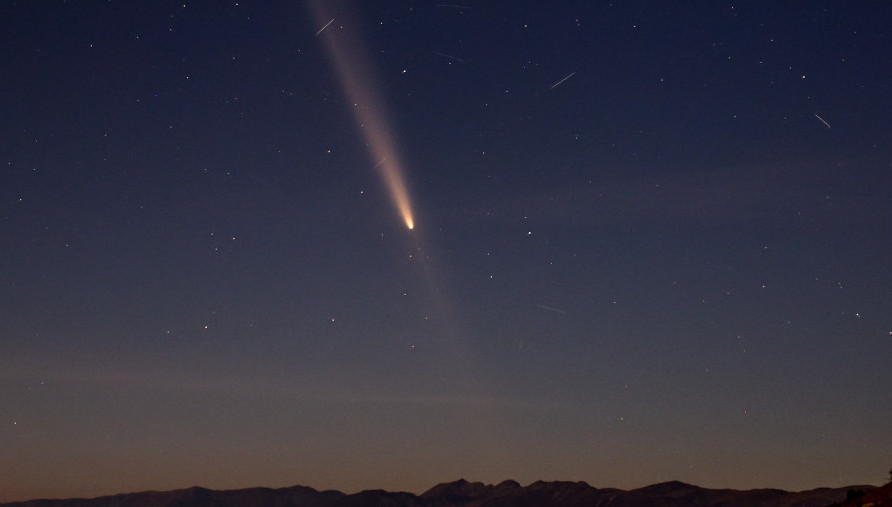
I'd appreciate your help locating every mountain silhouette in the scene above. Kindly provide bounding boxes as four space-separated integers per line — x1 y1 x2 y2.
825 481 892 507
2 479 879 507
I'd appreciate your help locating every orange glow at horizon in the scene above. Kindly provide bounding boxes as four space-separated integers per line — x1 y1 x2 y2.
309 3 415 230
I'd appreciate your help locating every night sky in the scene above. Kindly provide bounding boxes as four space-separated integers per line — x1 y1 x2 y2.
2 1 891 502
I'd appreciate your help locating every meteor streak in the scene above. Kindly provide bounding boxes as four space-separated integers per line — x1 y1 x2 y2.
536 304 566 314
309 2 415 230
550 71 576 89
315 18 334 36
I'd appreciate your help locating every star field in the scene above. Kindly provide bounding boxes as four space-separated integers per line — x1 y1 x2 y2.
1 1 891 503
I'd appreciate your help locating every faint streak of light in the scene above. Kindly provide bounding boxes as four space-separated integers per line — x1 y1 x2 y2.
435 52 467 64
814 113 831 130
550 71 576 89
437 4 473 9
536 304 566 314
315 18 334 36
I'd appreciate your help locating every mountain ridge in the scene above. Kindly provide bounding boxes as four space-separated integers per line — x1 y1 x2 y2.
2 479 880 507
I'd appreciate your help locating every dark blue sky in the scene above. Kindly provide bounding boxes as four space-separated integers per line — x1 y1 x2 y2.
2 1 890 502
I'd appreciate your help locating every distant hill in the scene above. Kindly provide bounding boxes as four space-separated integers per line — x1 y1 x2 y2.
825 481 892 507
2 479 881 507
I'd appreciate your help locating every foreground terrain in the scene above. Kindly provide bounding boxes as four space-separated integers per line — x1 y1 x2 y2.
4 478 886 507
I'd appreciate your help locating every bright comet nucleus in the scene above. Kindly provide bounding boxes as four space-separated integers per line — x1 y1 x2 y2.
309 2 416 231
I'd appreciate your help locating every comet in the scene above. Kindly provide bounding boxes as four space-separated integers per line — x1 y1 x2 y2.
309 2 415 230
